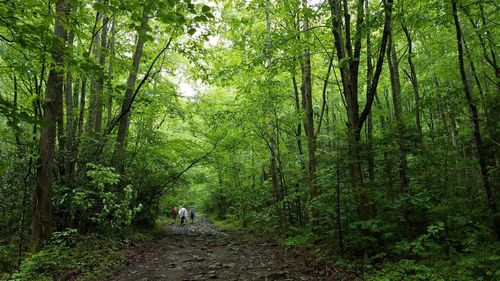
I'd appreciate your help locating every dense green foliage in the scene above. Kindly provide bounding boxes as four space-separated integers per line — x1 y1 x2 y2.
11 230 124 281
0 0 499 280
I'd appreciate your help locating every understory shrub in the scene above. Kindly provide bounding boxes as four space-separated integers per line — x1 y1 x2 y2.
366 242 500 281
9 229 124 281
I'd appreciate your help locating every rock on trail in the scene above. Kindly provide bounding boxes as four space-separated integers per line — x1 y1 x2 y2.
109 217 353 281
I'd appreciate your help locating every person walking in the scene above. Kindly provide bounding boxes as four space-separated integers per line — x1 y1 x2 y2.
189 208 196 224
171 207 178 224
178 206 187 225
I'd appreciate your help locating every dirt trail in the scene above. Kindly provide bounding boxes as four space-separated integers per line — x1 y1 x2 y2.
109 217 354 281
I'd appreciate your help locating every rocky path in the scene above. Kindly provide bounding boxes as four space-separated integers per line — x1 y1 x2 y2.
109 217 354 281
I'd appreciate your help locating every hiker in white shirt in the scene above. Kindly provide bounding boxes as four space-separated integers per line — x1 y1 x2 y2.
178 207 187 225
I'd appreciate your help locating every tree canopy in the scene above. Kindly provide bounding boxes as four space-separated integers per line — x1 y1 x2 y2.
0 0 499 280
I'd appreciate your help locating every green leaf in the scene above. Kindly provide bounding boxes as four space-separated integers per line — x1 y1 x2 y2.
194 15 207 22
488 255 500 261
167 0 178 6
202 5 211 13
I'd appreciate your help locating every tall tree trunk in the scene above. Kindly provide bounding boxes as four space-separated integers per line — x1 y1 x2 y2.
56 85 65 177
451 0 500 239
269 133 282 228
86 11 108 135
65 29 75 179
112 5 150 172
107 16 116 129
335 130 344 253
16 76 38 265
301 0 319 232
365 0 375 185
289 10 306 226
264 1 284 231
464 3 499 83
275 119 289 229
387 27 411 239
74 10 110 180
93 11 109 134
293 75 305 171
328 0 393 220
77 79 86 141
401 22 422 143
292 74 305 226
76 11 100 141
30 0 68 252
463 13 499 186
75 78 87 179
317 58 333 136
85 12 102 134
12 75 21 146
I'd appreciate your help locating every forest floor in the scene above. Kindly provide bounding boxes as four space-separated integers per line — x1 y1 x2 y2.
108 217 358 281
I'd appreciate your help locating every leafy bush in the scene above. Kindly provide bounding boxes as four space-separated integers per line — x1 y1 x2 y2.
0 243 17 277
366 242 500 281
366 259 442 281
346 219 390 255
392 222 445 258
55 164 142 231
282 230 313 247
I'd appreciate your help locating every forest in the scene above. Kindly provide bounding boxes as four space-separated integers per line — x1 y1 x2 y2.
0 0 499 280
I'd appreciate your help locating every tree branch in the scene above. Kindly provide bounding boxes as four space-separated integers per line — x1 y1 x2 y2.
357 0 393 132
106 38 173 136
316 57 333 136
153 142 218 199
